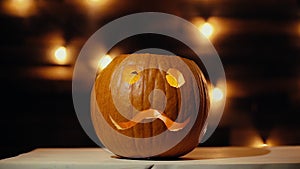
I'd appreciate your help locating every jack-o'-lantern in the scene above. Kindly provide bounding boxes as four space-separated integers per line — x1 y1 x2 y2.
91 53 210 158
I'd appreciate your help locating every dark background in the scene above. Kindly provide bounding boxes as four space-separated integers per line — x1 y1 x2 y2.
1 0 300 159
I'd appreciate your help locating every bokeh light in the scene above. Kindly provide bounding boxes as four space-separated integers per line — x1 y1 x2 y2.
199 22 214 38
212 87 224 102
54 46 68 65
86 0 107 5
2 0 36 17
98 54 112 70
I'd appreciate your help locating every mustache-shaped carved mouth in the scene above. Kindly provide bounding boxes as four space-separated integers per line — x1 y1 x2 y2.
109 109 190 131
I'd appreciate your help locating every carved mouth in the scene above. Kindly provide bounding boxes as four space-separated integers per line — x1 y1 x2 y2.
109 109 190 131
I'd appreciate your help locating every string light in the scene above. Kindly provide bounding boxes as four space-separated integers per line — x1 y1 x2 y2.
3 0 36 17
54 46 68 65
212 87 224 102
98 55 112 70
86 0 108 6
199 22 214 38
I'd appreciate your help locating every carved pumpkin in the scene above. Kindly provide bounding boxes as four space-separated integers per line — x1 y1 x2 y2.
91 53 209 158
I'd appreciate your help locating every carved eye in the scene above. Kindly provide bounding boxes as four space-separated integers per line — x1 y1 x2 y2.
128 71 140 84
123 66 141 85
166 68 185 88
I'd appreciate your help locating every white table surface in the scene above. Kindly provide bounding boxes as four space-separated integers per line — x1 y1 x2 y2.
1 146 300 169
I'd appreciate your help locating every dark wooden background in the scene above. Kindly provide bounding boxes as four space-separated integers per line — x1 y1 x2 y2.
1 0 299 159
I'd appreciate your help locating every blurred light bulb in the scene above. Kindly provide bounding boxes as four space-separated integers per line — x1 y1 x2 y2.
212 87 224 102
98 55 112 70
54 46 68 65
200 22 214 38
86 0 107 5
4 0 36 17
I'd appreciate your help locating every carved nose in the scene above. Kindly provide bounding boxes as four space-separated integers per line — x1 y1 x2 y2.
148 89 167 112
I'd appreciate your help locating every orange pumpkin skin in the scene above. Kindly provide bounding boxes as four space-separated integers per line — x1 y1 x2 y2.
92 53 210 158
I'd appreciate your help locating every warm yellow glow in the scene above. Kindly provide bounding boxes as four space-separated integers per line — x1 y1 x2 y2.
122 66 141 84
128 72 141 85
251 137 264 148
86 0 107 5
166 68 185 88
98 55 112 70
200 22 214 38
166 74 179 88
28 67 73 80
212 87 224 102
265 137 277 147
3 0 36 17
251 136 270 148
254 142 269 148
54 46 68 65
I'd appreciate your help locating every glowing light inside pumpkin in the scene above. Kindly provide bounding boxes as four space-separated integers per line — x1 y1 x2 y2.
98 55 112 70
199 22 214 38
128 72 140 85
122 66 142 84
166 75 178 88
212 87 224 102
54 46 68 65
166 68 185 88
